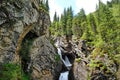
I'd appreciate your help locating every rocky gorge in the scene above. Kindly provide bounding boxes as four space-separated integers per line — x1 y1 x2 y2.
0 0 120 80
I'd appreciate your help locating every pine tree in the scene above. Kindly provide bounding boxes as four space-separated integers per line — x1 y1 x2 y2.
72 8 87 39
79 8 87 36
78 8 86 22
88 13 97 34
66 7 73 37
72 16 82 38
53 12 57 22
45 0 49 11
98 4 118 53
60 8 67 35
49 0 120 54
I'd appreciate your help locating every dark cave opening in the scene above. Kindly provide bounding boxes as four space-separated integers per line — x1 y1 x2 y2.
19 31 38 74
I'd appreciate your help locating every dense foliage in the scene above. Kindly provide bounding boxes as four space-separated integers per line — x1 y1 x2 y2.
40 0 49 11
0 63 29 80
50 1 120 79
50 0 120 55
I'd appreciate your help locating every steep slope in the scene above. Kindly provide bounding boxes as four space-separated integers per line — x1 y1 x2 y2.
0 0 59 80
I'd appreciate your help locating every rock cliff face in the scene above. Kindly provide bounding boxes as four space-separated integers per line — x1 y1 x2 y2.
0 0 50 62
30 36 56 80
0 0 58 79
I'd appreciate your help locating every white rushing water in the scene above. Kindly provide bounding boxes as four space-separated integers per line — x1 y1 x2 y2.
59 71 69 80
57 48 72 67
55 39 72 80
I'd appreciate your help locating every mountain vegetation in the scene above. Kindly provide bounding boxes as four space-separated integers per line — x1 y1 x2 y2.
50 0 120 79
50 0 120 55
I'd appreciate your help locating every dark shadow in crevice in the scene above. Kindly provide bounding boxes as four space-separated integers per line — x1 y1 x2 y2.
19 31 38 74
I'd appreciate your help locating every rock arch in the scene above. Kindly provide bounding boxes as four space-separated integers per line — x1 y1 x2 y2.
14 24 34 62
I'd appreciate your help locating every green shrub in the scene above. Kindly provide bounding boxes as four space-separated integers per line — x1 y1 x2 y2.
0 63 21 80
0 63 29 80
114 54 120 64
89 60 99 70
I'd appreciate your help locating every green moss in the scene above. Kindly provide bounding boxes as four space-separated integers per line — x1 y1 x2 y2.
90 48 101 59
55 54 60 63
114 54 120 64
87 73 91 80
105 69 112 74
89 60 99 69
116 66 120 80
21 73 30 80
20 39 34 60
0 63 29 80
89 59 105 71
19 32 38 80
50 39 56 49
75 58 81 62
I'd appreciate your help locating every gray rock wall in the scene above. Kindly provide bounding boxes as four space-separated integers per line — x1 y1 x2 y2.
0 0 50 63
30 36 57 80
0 0 58 80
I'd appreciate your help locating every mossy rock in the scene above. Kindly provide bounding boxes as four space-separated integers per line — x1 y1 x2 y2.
114 54 120 64
90 48 101 59
55 54 60 63
75 58 81 62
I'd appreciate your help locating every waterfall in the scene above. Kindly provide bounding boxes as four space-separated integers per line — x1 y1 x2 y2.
57 48 72 67
55 39 72 80
59 71 69 80
57 48 71 80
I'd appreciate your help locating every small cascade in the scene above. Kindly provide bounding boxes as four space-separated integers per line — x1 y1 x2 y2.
59 71 69 80
55 39 72 80
57 48 72 68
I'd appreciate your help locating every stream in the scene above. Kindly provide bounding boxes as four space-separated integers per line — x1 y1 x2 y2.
55 39 72 80
59 71 69 80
